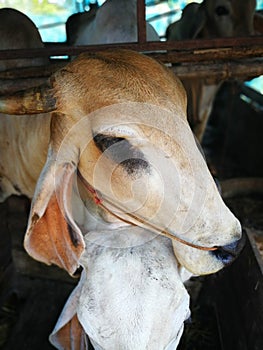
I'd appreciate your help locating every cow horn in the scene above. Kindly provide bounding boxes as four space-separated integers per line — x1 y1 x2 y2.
0 82 56 115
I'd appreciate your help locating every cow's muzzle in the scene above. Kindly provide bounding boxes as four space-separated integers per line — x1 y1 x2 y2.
211 230 246 265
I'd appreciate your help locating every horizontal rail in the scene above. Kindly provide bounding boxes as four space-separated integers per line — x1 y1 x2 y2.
0 36 262 94
0 36 262 63
0 57 262 94
171 59 263 83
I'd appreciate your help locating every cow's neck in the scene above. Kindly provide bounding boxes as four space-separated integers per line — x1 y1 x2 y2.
0 113 51 200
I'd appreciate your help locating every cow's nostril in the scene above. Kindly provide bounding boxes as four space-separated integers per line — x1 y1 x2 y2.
211 231 246 265
212 246 235 264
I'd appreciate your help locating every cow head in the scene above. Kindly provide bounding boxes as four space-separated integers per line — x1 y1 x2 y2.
0 50 243 276
49 230 191 350
202 0 256 38
166 0 256 40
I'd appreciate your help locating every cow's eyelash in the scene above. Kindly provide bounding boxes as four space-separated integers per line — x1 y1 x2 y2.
93 134 126 153
93 133 140 160
93 133 149 175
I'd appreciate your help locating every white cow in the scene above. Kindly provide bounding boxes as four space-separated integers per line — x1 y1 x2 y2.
166 0 257 140
49 229 191 350
66 3 98 46
66 0 159 45
0 49 243 349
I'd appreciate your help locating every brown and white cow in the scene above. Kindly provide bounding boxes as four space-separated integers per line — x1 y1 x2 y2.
0 49 244 349
0 7 50 200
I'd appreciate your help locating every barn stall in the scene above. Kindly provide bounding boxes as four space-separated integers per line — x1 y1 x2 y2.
0 0 263 349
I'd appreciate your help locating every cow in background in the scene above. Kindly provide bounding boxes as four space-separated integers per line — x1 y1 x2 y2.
0 7 50 201
166 0 258 140
0 8 50 345
0 8 49 71
66 0 159 45
66 2 99 46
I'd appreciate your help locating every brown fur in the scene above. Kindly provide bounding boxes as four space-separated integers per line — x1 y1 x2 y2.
53 50 186 118
1 50 241 277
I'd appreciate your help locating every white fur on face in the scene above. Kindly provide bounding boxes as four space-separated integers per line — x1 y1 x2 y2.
49 226 191 350
77 228 190 350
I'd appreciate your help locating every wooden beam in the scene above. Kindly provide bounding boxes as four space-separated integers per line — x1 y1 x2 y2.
153 45 263 63
0 36 262 63
0 61 65 79
170 59 263 83
0 36 262 94
137 0 146 44
0 58 262 94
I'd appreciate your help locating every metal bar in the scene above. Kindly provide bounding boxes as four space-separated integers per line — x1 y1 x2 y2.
42 35 263 50
0 36 262 61
137 0 146 43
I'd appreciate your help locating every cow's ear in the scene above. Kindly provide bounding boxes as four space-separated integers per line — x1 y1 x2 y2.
176 3 206 40
24 159 85 275
49 273 88 350
50 314 87 350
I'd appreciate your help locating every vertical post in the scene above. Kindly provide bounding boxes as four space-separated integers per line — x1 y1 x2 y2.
137 0 147 43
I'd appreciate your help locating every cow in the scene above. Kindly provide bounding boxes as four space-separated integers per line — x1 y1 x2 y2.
66 2 99 46
0 7 50 309
0 7 49 71
0 49 244 349
0 7 50 201
49 229 191 349
66 0 159 46
166 0 258 140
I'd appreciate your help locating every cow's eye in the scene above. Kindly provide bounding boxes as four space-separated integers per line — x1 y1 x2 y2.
215 6 229 16
93 133 149 175
93 134 125 153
